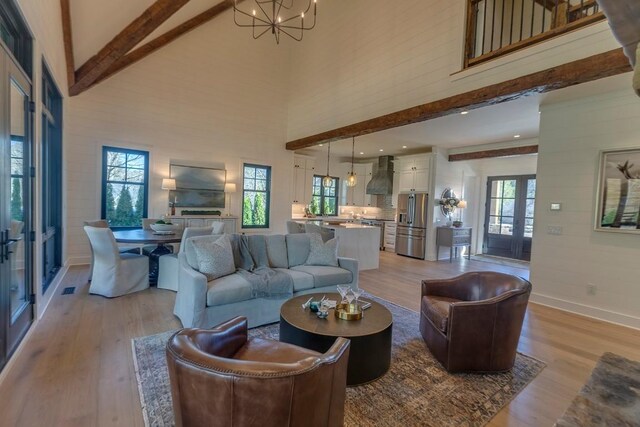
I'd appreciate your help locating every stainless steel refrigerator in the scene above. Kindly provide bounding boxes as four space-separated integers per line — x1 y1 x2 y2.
395 192 428 259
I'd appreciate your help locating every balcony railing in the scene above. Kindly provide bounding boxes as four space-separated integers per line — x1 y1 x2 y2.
464 0 606 68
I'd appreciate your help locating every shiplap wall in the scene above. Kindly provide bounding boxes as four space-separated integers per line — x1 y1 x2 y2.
64 16 292 264
285 0 619 142
531 89 640 328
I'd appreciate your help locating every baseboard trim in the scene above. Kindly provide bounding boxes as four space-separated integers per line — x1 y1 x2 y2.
0 318 38 386
37 265 69 319
531 292 640 330
66 256 91 266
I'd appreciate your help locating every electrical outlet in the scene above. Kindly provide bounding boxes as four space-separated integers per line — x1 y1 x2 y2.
547 225 563 235
587 284 597 296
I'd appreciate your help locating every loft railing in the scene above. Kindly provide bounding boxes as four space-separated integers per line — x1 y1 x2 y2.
464 0 605 68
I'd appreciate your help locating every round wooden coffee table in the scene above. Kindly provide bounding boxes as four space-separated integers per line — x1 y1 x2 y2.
279 293 393 386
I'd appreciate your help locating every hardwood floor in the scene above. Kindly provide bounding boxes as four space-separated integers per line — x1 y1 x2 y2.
0 252 639 426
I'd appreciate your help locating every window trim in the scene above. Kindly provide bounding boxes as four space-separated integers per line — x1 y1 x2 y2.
241 163 271 229
101 146 150 230
311 175 339 217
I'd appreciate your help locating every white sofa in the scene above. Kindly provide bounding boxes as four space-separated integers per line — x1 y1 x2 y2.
174 233 359 328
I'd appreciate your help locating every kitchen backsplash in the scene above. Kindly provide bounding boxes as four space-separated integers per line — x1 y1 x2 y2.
375 195 396 220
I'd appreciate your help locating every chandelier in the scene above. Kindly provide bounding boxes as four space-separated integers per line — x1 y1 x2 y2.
233 0 318 44
346 137 357 187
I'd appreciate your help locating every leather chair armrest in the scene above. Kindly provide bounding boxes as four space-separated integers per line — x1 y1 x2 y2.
421 275 471 299
320 337 350 365
195 316 249 358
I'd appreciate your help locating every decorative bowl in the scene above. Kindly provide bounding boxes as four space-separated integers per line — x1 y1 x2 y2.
150 223 177 232
335 303 363 321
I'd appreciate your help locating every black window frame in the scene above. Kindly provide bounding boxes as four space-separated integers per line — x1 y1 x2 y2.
241 163 271 229
41 60 63 294
101 146 150 230
310 175 339 216
0 0 32 78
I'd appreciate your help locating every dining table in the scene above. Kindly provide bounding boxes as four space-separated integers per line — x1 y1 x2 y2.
113 229 183 285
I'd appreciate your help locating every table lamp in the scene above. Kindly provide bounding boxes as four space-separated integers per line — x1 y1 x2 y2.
162 178 177 216
224 182 236 217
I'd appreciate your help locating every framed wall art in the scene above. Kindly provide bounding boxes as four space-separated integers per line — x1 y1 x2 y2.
595 147 640 234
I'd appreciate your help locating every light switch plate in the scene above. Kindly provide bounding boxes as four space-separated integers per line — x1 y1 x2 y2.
550 203 562 211
547 225 563 235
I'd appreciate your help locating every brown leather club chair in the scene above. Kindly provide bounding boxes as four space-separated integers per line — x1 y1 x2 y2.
166 316 351 427
420 272 532 373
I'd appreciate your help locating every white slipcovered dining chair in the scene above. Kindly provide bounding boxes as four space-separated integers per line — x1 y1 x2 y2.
157 223 224 291
286 220 305 234
83 219 141 281
84 226 149 298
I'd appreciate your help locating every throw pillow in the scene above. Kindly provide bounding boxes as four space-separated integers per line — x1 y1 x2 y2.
305 233 339 267
211 222 225 235
190 234 236 281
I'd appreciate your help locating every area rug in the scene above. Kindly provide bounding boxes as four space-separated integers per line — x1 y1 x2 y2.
132 295 545 427
556 352 640 427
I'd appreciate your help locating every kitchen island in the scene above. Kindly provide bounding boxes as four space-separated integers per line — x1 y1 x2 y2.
293 221 380 270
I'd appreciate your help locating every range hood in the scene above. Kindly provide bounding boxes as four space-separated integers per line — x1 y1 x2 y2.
366 156 394 195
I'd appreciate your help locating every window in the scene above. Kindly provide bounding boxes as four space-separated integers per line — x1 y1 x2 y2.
0 0 32 77
242 164 271 228
310 175 338 216
101 147 149 229
41 62 63 293
10 136 24 222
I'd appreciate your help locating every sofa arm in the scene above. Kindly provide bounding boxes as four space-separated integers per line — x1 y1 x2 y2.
174 253 208 328
338 257 359 288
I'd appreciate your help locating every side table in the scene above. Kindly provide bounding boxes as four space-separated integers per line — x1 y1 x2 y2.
436 226 472 262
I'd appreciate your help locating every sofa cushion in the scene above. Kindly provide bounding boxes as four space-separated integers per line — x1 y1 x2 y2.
274 268 314 292
191 234 236 281
291 266 352 288
421 295 459 334
228 234 255 271
206 273 254 307
286 234 311 267
265 235 288 268
305 234 339 267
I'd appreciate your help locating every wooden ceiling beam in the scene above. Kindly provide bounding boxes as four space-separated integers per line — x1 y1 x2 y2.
60 0 75 89
69 0 192 96
449 145 538 162
91 0 236 90
285 49 632 151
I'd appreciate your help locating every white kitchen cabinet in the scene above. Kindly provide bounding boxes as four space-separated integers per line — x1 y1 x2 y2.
292 155 315 204
340 163 373 207
395 154 431 193
384 222 397 252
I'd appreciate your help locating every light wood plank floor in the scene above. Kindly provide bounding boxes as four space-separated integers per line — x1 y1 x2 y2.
1 252 639 426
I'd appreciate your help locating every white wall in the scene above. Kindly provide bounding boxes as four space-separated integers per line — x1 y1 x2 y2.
531 88 640 329
285 0 619 143
16 0 68 318
64 15 293 265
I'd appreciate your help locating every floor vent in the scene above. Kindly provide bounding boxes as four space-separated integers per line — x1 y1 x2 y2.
62 286 76 295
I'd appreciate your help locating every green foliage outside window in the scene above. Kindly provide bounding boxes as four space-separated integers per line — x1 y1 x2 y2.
242 164 271 228
311 176 338 216
102 147 148 228
11 178 22 221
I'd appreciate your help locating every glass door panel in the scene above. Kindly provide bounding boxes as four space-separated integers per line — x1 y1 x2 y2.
483 175 536 260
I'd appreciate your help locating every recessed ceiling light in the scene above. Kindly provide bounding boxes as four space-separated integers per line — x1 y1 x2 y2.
460 111 469 115
319 144 323 146
402 145 407 149
514 135 521 138
379 149 384 152
359 152 364 155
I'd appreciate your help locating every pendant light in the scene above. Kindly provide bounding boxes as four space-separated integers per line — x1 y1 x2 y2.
322 142 333 188
346 137 357 187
